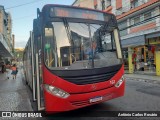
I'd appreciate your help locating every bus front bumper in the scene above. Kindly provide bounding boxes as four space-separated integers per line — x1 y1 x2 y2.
44 80 125 113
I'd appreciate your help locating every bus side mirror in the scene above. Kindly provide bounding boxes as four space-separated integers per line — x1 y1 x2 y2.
114 29 122 59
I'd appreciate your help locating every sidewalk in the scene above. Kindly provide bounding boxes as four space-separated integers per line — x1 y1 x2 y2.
124 72 160 84
0 68 159 111
125 73 160 81
0 69 33 111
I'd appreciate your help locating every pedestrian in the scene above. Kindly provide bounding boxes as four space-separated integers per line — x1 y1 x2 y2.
11 64 18 79
132 51 137 72
1 62 5 73
6 63 11 79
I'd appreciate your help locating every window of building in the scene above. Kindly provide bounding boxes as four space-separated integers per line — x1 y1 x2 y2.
118 20 128 36
134 0 139 7
94 4 97 9
116 8 122 16
141 0 149 4
101 0 105 10
120 30 128 36
130 9 154 26
133 16 140 24
130 15 141 25
105 0 111 8
144 11 152 20
118 20 127 29
152 7 159 16
130 19 134 25
131 0 149 9
131 0 138 9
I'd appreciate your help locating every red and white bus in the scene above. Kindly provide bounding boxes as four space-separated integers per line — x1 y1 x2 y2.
23 4 125 113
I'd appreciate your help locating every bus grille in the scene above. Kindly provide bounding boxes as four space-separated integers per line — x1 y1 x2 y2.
71 93 114 107
62 71 118 85
71 100 89 106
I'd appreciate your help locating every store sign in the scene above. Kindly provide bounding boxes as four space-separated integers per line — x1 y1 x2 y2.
149 38 160 44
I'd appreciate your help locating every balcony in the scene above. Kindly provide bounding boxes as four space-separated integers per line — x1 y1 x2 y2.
115 6 130 16
117 0 159 20
131 0 149 9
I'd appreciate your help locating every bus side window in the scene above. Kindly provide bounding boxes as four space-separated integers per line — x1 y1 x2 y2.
44 28 57 67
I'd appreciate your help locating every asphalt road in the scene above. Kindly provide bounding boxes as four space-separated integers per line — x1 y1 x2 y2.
28 77 160 120
0 69 159 120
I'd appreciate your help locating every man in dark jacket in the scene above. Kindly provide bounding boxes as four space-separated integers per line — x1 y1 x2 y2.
1 62 5 73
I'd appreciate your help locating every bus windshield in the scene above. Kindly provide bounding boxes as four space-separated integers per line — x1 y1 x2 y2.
44 21 122 70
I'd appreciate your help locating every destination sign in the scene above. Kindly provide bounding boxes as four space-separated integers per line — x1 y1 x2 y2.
50 7 111 22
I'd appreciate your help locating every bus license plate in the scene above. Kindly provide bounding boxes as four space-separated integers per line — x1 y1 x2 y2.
89 96 102 103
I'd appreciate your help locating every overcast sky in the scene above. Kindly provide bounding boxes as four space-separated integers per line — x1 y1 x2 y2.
1 0 75 48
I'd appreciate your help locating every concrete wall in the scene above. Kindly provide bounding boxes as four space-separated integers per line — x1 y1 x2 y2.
0 9 4 33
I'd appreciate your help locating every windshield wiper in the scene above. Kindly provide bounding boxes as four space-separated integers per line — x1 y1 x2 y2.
63 19 74 54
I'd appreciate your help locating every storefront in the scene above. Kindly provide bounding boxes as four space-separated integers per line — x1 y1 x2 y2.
121 35 145 72
133 45 156 73
121 33 160 76
146 33 160 75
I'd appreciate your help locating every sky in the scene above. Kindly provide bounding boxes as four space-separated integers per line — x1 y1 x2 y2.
1 0 75 48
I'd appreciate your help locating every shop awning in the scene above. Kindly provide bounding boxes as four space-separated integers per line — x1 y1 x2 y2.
146 32 160 39
0 42 12 57
121 35 145 48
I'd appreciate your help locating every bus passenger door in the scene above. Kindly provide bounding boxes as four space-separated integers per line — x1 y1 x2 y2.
35 38 45 111
31 31 37 102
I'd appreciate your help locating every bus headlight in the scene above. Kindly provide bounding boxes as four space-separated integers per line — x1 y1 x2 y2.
44 84 70 98
115 76 125 88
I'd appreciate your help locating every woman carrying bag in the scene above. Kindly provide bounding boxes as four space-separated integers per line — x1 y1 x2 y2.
11 64 18 79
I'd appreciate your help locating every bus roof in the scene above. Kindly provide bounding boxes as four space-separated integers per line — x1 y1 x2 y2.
42 4 114 15
40 4 115 22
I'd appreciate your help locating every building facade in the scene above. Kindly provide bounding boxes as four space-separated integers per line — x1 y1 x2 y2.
72 0 160 75
72 0 94 8
0 5 14 64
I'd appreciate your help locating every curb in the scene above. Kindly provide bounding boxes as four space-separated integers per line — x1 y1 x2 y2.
125 76 160 85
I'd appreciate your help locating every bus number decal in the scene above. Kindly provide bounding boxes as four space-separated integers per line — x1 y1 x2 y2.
110 80 115 85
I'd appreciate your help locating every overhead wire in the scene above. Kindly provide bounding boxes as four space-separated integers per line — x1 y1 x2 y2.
13 14 36 21
5 0 45 10
1 0 46 22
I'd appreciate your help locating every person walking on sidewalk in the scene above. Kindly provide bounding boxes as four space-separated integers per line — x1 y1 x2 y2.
1 62 5 73
6 63 11 79
132 51 137 72
11 64 18 79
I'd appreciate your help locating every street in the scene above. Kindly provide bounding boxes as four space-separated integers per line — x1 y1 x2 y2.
41 76 160 120
0 68 159 119
0 0 160 120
